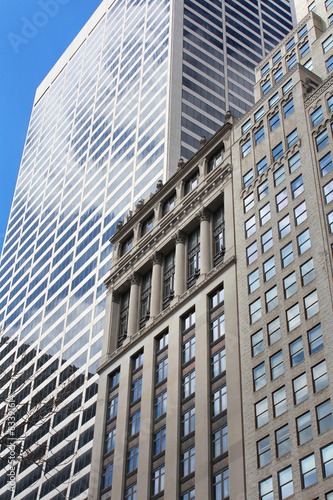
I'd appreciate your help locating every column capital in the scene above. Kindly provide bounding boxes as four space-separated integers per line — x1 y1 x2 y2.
174 230 186 244
199 207 211 222
151 251 163 266
131 272 142 285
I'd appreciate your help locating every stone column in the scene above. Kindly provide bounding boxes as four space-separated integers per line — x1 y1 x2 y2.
200 208 211 275
150 252 163 318
127 272 141 337
103 291 120 357
174 230 186 296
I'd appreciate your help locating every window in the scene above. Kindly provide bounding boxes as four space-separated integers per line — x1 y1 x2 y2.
327 492 333 500
262 80 271 95
257 156 268 175
211 286 224 309
212 385 227 415
327 0 333 9
316 129 329 151
103 463 113 489
157 331 169 352
212 348 226 377
155 391 167 418
298 25 308 39
244 192 254 213
182 407 195 436
183 310 195 331
304 58 313 70
259 477 273 500
184 171 199 194
274 67 283 83
296 412 312 444
269 92 279 108
260 203 271 226
270 112 280 131
163 250 175 308
273 142 283 161
261 229 273 253
131 377 142 402
152 466 165 495
268 317 281 345
327 54 333 71
308 324 324 354
279 214 291 239
125 484 137 500
273 51 282 64
304 290 319 319
106 428 116 453
243 169 254 187
156 357 168 384
129 410 141 436
309 0 316 10
316 400 333 434
283 79 293 94
324 180 333 203
289 151 300 173
284 99 294 118
255 107 264 122
211 313 225 342
258 436 271 467
252 329 264 356
242 139 251 157
110 369 120 388
247 241 258 264
286 37 295 52
121 236 133 256
245 215 256 238
328 94 333 110
119 291 130 344
162 194 175 216
323 35 333 54
329 211 333 232
278 466 293 499
312 360 328 392
254 362 266 391
140 271 152 328
321 443 333 478
274 165 285 186
287 129 298 148
183 370 195 399
300 258 314 286
213 206 225 265
284 271 297 298
281 242 293 268
311 107 323 126
128 445 139 472
182 489 195 500
294 201 307 226
213 425 228 457
273 386 287 417
255 127 265 145
300 41 310 58
263 256 275 282
248 269 260 293
208 147 224 171
242 119 251 134
183 336 195 364
108 395 118 420
291 175 303 199
153 427 166 455
286 303 300 331
276 425 290 457
256 398 269 428
270 350 283 379
290 337 304 366
133 351 144 370
319 152 333 176
276 188 288 211
188 227 200 286
293 373 308 404
297 229 311 255
213 469 229 500
258 180 269 200
141 215 154 236
250 298 261 324
300 454 317 488
261 62 270 76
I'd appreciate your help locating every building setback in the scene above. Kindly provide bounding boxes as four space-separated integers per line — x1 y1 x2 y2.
90 2 333 499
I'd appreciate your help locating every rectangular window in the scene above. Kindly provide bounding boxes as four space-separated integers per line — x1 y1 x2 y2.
329 211 333 232
213 206 225 265
163 250 175 309
300 41 310 58
256 398 268 428
261 62 270 76
278 466 294 499
211 287 224 309
211 313 225 342
274 165 285 186
213 469 229 500
268 317 281 345
328 95 333 110
212 348 226 377
283 271 297 298
304 58 313 70
259 477 273 500
273 51 282 64
274 67 283 83
255 107 264 122
131 377 142 402
324 180 333 203
327 0 333 9
286 37 295 51
291 175 304 199
263 256 275 282
308 324 324 354
156 358 168 384
255 127 265 145
243 169 253 187
281 242 293 268
287 54 297 69
276 188 288 212
257 180 269 203
152 466 165 495
273 386 287 417
293 373 308 404
298 25 308 39
106 428 116 453
286 303 301 331
321 443 333 478
252 329 264 356
273 142 283 161
287 129 298 148
266 286 278 312
254 362 266 391
283 79 293 94
309 0 316 11
212 425 228 458
300 258 314 286
257 156 267 175
269 112 280 131
257 436 271 467
125 484 137 499
183 336 195 364
262 80 271 95
208 149 223 172
279 214 291 239
250 297 261 324
269 92 279 108
289 337 304 366
312 360 328 392
304 290 319 318
289 151 300 173
162 194 175 216
248 269 260 293
242 139 252 157
260 203 271 226
181 446 195 477
300 454 317 488
311 107 323 126
212 386 227 415
297 412 312 444
316 400 333 434
245 215 256 238
188 228 200 286
157 331 169 352
261 229 273 253
140 271 152 328
294 201 307 226
276 424 290 457
182 407 195 436
270 350 284 379
103 463 113 489
141 214 154 236
298 229 311 255
155 391 167 418
244 192 254 213
323 34 333 53
247 241 258 264
316 129 329 151
128 446 139 473
242 119 251 134
182 370 195 399
319 152 333 176
284 98 294 118
129 410 141 436
108 395 118 420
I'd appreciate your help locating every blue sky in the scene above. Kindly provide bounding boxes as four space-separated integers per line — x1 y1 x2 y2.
0 0 103 254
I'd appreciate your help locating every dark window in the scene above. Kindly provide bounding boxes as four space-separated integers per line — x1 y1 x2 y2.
188 228 200 287
140 272 151 329
163 250 175 309
213 206 225 265
119 290 130 346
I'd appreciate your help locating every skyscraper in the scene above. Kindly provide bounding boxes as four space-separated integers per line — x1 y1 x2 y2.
0 1 294 499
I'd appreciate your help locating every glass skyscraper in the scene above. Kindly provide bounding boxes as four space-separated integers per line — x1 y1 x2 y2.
0 1 293 498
